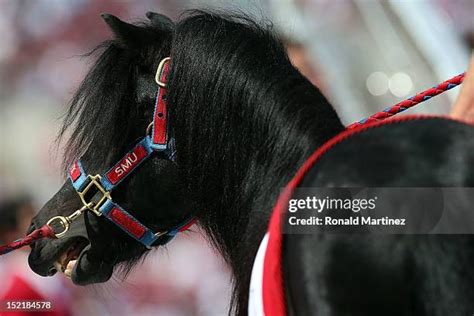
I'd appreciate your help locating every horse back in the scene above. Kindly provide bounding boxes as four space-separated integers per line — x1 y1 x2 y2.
283 117 474 316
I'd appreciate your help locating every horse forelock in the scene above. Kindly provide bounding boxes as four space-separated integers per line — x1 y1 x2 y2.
58 21 171 176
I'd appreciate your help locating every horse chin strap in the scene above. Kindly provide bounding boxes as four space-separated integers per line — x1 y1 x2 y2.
48 57 195 249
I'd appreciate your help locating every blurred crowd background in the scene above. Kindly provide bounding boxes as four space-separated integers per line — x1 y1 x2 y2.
0 0 472 315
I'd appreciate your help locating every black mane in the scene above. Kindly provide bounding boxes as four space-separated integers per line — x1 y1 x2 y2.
168 11 342 314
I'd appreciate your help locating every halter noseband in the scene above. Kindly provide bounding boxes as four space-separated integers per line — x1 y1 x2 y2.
52 57 194 249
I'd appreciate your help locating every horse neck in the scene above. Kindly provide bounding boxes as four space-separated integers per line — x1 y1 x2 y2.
171 69 343 313
172 73 344 285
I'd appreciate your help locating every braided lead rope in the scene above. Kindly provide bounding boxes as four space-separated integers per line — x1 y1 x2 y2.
348 73 465 129
0 225 56 256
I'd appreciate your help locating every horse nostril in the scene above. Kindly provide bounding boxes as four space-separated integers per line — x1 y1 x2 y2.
48 267 57 276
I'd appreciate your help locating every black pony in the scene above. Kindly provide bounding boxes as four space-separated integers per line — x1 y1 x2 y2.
27 10 474 316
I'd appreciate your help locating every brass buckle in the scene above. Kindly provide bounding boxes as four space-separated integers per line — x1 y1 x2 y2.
155 57 170 88
47 216 70 238
47 205 88 238
77 174 111 216
146 122 153 136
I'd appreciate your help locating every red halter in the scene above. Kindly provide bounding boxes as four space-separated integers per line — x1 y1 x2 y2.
62 57 194 248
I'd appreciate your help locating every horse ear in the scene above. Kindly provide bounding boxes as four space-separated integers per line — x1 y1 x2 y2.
146 12 174 30
101 13 144 44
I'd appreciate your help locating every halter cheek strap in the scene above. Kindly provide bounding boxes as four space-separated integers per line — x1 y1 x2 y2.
67 57 194 249
151 57 171 150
